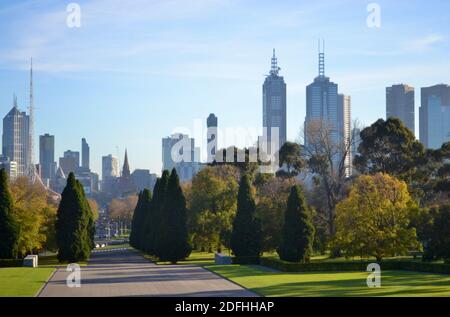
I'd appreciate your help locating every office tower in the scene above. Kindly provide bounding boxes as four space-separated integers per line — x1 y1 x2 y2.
162 133 201 182
386 84 415 134
207 113 218 163
59 150 80 176
39 134 56 181
419 84 450 149
262 49 287 151
0 155 18 180
338 94 352 177
2 95 30 176
131 169 157 192
81 138 90 170
102 154 120 180
304 43 351 175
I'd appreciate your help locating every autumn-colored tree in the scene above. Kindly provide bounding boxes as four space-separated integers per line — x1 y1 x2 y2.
108 194 138 229
333 173 418 261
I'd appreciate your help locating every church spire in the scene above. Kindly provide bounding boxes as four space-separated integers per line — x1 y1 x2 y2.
122 149 130 178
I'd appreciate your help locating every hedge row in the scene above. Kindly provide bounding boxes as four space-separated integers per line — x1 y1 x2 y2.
0 259 23 267
232 256 260 265
260 257 450 275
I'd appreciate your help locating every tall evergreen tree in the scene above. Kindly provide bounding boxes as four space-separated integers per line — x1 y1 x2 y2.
129 191 144 249
0 169 19 259
158 169 191 263
152 171 170 257
56 173 92 262
230 174 262 257
138 189 152 251
278 185 315 262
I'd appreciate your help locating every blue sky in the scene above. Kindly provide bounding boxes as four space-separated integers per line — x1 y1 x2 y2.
1 0 449 176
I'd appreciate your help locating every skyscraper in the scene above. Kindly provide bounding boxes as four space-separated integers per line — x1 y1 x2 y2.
386 84 415 134
81 138 90 170
2 96 30 176
59 150 80 176
419 84 450 149
304 42 351 175
207 113 218 163
39 133 56 182
102 154 120 180
262 49 287 151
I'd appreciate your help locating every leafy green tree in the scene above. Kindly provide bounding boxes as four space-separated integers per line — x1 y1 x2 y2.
230 174 262 257
129 191 144 249
158 169 191 263
277 142 304 178
150 171 170 257
354 118 425 181
55 173 92 262
333 173 418 261
0 169 19 259
418 205 450 261
278 185 315 262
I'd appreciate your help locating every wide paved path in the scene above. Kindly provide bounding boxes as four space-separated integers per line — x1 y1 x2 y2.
38 249 257 297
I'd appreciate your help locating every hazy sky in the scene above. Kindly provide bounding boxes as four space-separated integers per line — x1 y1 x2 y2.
1 0 449 176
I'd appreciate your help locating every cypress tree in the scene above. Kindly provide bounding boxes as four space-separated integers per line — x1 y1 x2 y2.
152 171 170 257
158 169 191 263
0 169 19 259
141 181 159 254
278 185 315 262
129 191 144 249
77 180 95 251
138 189 152 251
56 173 91 262
230 174 262 258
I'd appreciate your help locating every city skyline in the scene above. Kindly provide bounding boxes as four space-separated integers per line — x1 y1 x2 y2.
1 0 450 175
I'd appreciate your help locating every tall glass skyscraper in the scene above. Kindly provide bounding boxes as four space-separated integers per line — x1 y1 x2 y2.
39 133 56 182
262 49 287 151
419 84 450 149
386 84 415 135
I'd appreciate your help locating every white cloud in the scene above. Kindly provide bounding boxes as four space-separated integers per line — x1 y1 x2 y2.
401 34 444 52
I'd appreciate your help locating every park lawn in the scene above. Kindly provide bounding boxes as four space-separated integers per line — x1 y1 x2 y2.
206 265 450 297
0 268 54 297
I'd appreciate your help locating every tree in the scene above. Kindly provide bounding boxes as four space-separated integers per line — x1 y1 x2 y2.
55 173 92 262
277 142 304 178
158 169 191 263
417 205 450 261
278 185 314 262
354 118 424 181
230 174 262 257
108 194 138 230
333 173 418 261
150 171 170 257
129 191 144 249
138 189 152 251
0 169 19 259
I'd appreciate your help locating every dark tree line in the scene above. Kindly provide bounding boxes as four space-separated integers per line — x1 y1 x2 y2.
130 169 191 264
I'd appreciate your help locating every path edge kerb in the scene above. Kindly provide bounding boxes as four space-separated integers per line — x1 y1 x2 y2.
35 268 57 297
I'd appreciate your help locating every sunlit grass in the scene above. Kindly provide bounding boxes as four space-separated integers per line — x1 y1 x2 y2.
0 268 54 297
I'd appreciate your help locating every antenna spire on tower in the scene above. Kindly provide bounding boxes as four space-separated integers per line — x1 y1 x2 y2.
270 48 280 76
318 39 325 77
28 57 36 177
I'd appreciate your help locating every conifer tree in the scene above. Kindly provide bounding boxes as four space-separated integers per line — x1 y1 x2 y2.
158 169 191 263
230 174 262 257
56 173 92 262
278 185 315 262
138 189 152 251
130 191 144 249
0 169 19 259
152 171 170 257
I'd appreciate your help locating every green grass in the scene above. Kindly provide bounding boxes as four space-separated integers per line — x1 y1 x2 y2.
206 265 450 297
0 268 55 297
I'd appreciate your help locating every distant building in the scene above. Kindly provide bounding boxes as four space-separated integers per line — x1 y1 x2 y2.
419 84 450 149
39 134 56 182
81 138 90 170
0 155 18 180
118 150 136 196
2 96 30 177
262 49 287 152
338 94 352 177
386 84 415 135
102 154 120 192
131 169 157 192
59 150 80 176
162 133 201 182
207 113 218 163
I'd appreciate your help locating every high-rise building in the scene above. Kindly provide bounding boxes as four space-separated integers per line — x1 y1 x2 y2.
131 169 157 192
304 43 351 175
59 150 80 176
39 134 56 182
386 84 415 134
338 94 352 177
162 134 201 181
262 49 287 151
2 96 30 176
0 155 18 180
419 84 450 149
81 138 90 170
207 113 218 163
102 154 120 180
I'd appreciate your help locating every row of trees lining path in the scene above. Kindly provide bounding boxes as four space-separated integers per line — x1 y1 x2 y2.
130 169 191 264
0 169 19 258
56 172 95 262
